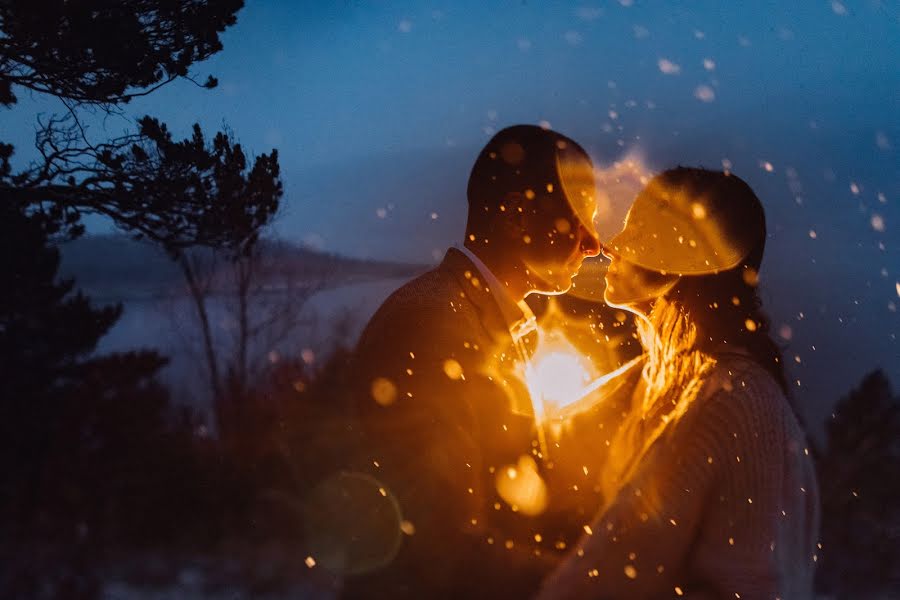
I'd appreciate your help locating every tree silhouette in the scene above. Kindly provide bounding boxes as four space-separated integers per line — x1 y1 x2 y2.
0 2 283 596
0 0 280 254
0 203 180 598
0 0 241 107
816 370 900 598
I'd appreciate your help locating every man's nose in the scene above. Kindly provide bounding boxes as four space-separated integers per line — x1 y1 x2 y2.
579 226 601 257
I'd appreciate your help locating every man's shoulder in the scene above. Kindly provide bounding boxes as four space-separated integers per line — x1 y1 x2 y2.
364 265 476 331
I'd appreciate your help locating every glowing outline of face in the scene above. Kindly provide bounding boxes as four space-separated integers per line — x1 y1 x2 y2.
521 151 601 295
601 245 680 309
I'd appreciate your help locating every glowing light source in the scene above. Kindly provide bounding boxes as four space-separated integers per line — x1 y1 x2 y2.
524 329 641 426
525 341 594 417
495 455 548 516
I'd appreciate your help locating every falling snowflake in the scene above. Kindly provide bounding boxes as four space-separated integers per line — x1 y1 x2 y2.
658 58 681 74
575 6 604 21
564 31 584 46
694 85 715 102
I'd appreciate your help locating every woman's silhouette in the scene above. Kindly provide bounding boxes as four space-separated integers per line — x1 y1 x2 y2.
537 168 819 599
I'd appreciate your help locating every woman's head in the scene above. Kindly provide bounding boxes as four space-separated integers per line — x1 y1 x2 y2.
602 167 767 309
602 167 787 391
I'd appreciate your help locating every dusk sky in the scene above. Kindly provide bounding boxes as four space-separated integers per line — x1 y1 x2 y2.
5 0 898 432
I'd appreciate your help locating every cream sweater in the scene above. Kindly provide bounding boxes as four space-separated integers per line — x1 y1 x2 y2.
537 355 820 599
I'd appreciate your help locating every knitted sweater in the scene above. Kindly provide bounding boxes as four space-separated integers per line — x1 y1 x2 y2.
536 354 820 600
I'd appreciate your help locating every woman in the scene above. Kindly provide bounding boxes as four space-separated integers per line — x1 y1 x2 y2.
537 168 819 599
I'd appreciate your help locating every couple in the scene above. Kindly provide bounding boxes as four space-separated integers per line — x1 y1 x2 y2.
347 125 819 599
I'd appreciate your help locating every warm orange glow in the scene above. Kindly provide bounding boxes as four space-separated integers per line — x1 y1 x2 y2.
524 325 641 426
524 335 594 420
495 455 548 516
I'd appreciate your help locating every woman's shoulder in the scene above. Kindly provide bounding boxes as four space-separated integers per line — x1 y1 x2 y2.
682 352 793 433
705 352 783 400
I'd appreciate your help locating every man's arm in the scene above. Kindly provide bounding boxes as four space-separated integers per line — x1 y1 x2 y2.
350 314 554 595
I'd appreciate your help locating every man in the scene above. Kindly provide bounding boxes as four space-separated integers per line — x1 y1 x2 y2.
346 125 600 597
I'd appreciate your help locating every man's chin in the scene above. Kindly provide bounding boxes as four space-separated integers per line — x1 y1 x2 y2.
530 276 574 296
551 275 579 295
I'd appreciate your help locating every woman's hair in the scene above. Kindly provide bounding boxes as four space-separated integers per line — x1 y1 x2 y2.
661 264 788 392
633 168 788 423
601 168 789 503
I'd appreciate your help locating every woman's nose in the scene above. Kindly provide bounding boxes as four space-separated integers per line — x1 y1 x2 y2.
600 243 616 260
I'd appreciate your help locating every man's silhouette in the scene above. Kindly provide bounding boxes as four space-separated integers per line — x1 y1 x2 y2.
346 125 600 597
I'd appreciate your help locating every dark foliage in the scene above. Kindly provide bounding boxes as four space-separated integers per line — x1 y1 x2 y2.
5 115 281 255
816 369 900 597
0 205 209 598
1 0 280 255
0 2 286 596
0 0 243 107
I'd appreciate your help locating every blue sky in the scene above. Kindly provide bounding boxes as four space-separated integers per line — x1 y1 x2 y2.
4 0 898 430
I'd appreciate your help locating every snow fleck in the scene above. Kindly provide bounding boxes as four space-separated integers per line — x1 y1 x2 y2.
703 58 716 71
658 58 681 75
875 131 892 150
870 214 885 232
397 19 413 33
564 31 584 46
694 85 715 102
831 1 847 16
575 6 604 21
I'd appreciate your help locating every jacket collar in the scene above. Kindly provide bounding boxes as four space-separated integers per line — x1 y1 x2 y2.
440 247 530 346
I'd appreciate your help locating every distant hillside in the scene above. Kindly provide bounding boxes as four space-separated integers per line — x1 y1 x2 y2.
59 235 427 301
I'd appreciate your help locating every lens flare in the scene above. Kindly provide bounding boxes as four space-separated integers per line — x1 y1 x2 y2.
525 340 594 418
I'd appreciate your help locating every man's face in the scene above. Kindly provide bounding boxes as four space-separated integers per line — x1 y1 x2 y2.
520 155 601 294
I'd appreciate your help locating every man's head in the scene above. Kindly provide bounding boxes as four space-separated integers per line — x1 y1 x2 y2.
465 125 601 295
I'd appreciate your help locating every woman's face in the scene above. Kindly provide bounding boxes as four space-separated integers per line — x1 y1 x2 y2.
601 246 680 310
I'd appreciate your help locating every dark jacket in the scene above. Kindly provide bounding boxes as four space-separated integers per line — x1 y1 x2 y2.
343 248 552 598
